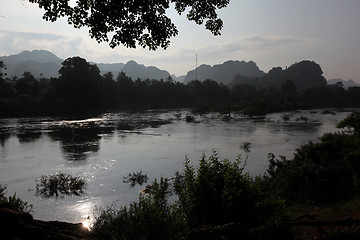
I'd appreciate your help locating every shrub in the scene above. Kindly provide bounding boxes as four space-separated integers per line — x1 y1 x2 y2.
0 184 6 201
265 113 360 203
93 177 186 240
93 151 290 239
7 192 33 214
35 173 87 198
0 184 33 214
174 151 287 234
122 171 148 188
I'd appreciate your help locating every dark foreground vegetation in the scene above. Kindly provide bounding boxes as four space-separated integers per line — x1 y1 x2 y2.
1 58 360 117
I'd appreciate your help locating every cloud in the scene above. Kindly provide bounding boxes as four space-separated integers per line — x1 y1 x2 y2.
197 35 302 57
242 36 302 50
0 30 83 58
142 34 303 72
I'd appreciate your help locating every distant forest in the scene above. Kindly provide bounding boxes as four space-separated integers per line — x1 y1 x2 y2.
1 57 360 117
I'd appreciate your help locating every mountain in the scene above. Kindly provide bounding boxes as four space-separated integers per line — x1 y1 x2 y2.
96 61 172 80
3 50 63 65
173 75 186 83
184 60 265 85
327 78 360 89
120 60 171 80
0 50 63 78
96 63 125 77
230 60 327 91
0 50 172 81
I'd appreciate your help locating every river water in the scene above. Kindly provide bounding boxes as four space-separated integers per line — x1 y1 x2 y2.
0 109 355 225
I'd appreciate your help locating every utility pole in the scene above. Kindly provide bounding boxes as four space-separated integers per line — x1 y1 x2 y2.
195 53 198 80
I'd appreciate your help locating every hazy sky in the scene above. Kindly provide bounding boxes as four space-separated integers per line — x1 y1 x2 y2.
1 0 360 82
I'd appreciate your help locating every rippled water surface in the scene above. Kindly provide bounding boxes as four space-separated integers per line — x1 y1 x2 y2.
0 109 355 224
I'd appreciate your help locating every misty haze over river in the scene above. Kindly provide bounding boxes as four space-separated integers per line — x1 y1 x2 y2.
0 109 356 224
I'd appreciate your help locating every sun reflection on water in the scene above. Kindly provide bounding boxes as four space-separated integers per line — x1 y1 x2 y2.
82 216 92 230
74 199 95 230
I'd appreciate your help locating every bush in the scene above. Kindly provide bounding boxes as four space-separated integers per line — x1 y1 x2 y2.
174 151 289 237
93 177 186 240
174 152 259 228
35 173 87 198
122 171 149 188
93 151 290 240
0 184 33 214
0 184 6 201
7 193 33 214
265 113 360 203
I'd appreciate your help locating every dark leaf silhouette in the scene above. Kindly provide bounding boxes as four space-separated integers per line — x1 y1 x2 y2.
123 171 149 188
29 0 230 50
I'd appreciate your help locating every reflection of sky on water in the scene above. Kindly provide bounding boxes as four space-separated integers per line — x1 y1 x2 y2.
0 109 358 223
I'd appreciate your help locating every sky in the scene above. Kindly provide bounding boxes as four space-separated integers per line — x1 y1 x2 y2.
1 0 360 82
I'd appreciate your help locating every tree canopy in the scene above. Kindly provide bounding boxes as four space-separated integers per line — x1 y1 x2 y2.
28 0 230 50
0 61 6 79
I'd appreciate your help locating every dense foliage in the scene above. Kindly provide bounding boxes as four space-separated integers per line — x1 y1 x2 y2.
93 178 187 240
1 57 360 118
264 112 360 203
0 184 33 214
28 0 230 50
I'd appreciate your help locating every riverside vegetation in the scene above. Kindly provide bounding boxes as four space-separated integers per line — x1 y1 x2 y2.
1 58 360 117
1 112 360 239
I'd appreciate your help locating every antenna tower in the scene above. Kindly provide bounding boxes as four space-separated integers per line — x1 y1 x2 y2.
195 53 198 80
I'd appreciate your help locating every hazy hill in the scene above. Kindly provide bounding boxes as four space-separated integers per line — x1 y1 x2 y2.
327 78 360 89
230 60 327 91
0 50 63 78
3 50 63 64
184 60 265 84
0 50 173 81
174 75 186 83
121 60 171 80
96 63 125 77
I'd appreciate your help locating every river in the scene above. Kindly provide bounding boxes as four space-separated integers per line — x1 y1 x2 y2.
0 108 355 225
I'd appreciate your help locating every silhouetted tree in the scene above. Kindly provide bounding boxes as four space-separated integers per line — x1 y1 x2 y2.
348 87 360 107
0 61 6 79
281 79 296 95
29 0 230 50
101 72 117 106
280 79 297 107
15 72 39 97
0 61 13 98
55 57 103 112
116 71 135 105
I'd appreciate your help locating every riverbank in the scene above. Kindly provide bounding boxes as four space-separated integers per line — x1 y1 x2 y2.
287 196 360 239
0 200 95 240
3 196 360 240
